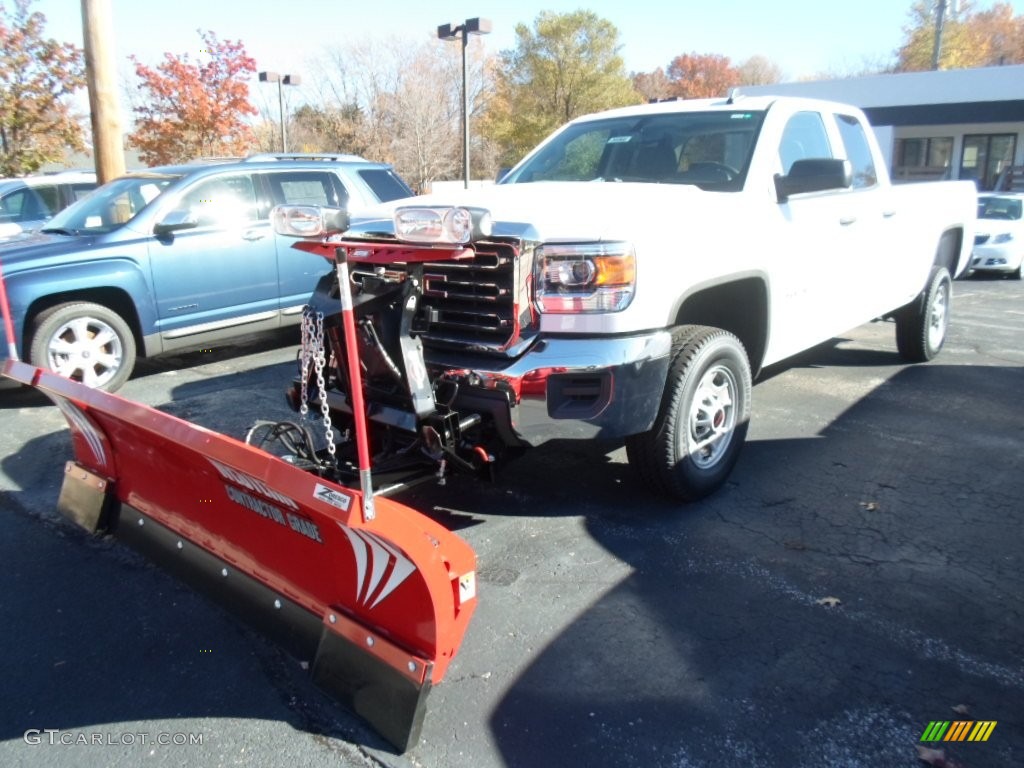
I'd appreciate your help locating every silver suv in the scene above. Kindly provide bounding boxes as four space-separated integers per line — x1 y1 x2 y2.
0 170 97 239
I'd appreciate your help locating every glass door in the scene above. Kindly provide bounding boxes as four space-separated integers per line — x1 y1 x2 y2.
959 134 1017 190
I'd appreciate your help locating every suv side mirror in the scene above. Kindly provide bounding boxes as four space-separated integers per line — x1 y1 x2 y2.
775 158 852 202
154 209 199 235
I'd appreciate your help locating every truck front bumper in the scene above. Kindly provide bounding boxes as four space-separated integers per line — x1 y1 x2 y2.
433 331 674 446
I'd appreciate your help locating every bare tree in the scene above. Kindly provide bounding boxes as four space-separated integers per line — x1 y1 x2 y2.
306 36 497 189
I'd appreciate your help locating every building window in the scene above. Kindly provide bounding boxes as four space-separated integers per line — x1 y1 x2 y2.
893 137 953 182
960 134 1017 191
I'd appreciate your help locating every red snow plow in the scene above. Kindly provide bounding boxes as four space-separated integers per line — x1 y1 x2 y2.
0 220 481 751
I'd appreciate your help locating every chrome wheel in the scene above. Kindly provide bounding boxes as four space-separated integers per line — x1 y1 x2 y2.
686 363 738 469
46 316 125 388
927 280 949 352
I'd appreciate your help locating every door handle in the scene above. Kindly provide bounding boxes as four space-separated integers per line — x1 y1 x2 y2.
241 230 265 241
839 216 857 226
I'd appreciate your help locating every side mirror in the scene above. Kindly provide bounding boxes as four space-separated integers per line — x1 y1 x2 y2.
775 158 852 202
154 209 199 235
271 205 350 238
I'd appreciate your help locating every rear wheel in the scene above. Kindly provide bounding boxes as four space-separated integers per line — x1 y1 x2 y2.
626 325 752 501
895 266 951 362
28 302 136 392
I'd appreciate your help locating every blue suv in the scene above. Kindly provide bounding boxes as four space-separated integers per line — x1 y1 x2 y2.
0 154 414 391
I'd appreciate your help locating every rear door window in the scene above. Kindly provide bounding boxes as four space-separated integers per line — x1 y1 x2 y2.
267 171 347 208
33 185 60 215
834 114 878 189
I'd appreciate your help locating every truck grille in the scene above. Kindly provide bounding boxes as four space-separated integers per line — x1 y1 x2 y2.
351 241 523 353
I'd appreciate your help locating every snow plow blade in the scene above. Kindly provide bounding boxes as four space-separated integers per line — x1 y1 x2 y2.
2 359 477 752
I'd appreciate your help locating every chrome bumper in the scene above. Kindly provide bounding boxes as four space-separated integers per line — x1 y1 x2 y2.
432 331 673 446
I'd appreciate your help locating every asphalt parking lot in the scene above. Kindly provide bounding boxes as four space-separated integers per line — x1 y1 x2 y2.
0 274 1021 768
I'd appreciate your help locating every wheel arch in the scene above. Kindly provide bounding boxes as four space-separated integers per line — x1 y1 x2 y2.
670 274 769 376
24 288 146 359
935 227 964 278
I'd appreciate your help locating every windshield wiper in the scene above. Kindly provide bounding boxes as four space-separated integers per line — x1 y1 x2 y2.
39 227 77 235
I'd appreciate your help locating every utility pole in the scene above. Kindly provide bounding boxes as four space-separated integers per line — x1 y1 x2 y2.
81 0 125 182
932 0 949 70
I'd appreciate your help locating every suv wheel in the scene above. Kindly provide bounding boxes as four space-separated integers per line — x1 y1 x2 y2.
29 302 136 392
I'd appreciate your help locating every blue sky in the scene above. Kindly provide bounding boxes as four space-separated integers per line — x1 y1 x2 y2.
28 0 1024 82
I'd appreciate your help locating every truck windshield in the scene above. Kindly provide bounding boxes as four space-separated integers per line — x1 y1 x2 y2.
502 110 765 191
42 173 181 234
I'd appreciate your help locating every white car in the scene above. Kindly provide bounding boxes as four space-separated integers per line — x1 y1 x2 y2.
0 171 97 240
971 192 1024 278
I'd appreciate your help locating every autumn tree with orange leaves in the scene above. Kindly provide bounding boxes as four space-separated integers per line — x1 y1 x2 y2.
0 0 86 175
129 30 257 165
665 53 741 99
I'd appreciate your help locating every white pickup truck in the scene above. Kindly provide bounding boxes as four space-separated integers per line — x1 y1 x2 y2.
278 94 977 502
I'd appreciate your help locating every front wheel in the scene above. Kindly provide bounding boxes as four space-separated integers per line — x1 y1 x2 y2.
895 266 952 362
28 302 137 392
626 326 752 501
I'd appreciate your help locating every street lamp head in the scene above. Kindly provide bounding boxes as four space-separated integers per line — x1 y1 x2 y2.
437 23 460 41
282 74 301 86
464 17 492 35
258 71 280 83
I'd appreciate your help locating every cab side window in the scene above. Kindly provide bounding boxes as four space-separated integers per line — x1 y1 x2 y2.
0 188 47 222
834 114 878 189
778 112 833 174
180 174 259 227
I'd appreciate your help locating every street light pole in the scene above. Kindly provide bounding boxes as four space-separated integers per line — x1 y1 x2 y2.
437 18 492 188
258 71 302 153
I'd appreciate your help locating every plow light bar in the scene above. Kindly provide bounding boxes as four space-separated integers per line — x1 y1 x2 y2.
394 206 492 244
272 205 350 237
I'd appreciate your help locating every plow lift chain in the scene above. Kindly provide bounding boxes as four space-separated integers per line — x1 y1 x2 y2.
253 253 496 496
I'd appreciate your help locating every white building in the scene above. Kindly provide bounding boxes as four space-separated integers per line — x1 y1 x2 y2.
744 64 1024 190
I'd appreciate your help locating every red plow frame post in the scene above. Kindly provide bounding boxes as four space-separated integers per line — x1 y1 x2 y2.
0 246 478 751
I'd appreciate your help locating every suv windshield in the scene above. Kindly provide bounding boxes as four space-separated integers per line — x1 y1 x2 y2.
503 110 766 191
43 173 181 234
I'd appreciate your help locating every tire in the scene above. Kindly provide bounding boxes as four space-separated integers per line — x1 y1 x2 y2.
28 302 136 392
895 266 952 363
626 325 752 501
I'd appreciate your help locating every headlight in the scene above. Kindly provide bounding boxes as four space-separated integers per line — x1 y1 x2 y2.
271 205 349 237
535 242 636 313
992 233 1013 244
394 206 492 244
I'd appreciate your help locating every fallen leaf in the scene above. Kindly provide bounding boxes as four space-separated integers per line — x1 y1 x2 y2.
951 703 970 715
859 501 879 511
817 596 842 608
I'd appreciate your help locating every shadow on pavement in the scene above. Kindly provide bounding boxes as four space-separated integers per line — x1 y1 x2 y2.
487 364 1024 767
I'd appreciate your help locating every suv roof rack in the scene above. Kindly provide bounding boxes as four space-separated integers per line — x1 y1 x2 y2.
244 152 368 163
